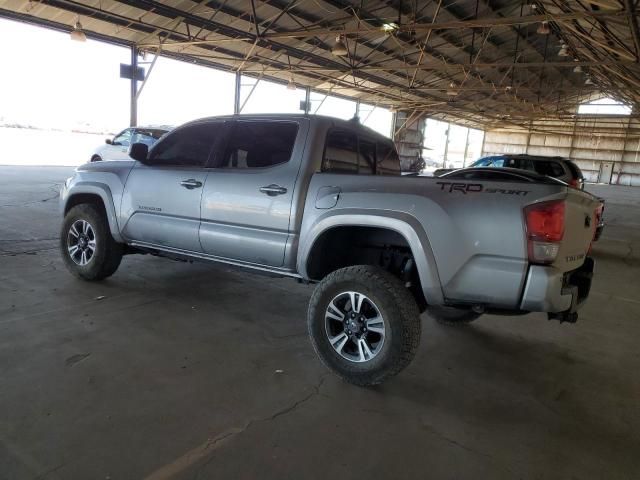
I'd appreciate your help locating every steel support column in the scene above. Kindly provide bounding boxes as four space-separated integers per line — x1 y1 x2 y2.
462 127 470 167
234 71 242 114
130 46 138 127
304 87 311 114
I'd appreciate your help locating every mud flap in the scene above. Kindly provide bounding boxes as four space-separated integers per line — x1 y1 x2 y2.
548 257 594 323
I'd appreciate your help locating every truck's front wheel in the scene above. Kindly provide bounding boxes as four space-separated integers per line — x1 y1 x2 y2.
307 266 421 386
60 204 123 281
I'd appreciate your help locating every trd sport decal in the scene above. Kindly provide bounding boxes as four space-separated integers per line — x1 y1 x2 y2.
436 182 530 196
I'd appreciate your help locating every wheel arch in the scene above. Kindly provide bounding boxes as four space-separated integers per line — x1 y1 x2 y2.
63 184 123 243
298 212 444 306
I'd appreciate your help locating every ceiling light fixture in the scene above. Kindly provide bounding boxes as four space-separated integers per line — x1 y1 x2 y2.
558 44 569 57
70 20 87 42
446 82 459 99
331 35 348 56
381 22 399 34
287 77 297 91
573 65 582 73
585 76 594 85
536 21 550 35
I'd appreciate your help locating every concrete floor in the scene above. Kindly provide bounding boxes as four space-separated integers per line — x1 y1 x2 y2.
1 165 639 480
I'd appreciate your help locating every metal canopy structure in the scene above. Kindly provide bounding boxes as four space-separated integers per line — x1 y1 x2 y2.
2 0 639 129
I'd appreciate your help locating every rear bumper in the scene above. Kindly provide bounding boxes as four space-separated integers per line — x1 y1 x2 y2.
520 257 594 314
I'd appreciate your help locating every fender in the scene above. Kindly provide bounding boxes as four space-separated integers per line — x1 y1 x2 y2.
61 182 124 243
297 209 445 305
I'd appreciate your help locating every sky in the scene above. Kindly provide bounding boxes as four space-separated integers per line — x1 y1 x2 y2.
0 18 392 136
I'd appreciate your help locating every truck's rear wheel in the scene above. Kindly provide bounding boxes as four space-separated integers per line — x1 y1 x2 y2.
427 306 481 326
307 266 421 386
60 204 123 281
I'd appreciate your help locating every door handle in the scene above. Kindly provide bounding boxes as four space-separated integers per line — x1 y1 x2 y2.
180 179 203 189
259 184 287 196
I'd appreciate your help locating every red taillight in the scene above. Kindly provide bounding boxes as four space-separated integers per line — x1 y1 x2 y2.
568 178 579 188
524 200 565 264
525 200 565 242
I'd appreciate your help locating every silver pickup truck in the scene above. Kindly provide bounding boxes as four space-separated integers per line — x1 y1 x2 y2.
60 114 600 386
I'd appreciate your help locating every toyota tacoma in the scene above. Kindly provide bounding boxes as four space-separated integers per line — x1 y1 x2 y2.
60 115 600 386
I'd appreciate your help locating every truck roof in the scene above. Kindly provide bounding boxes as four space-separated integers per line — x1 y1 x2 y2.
183 113 392 143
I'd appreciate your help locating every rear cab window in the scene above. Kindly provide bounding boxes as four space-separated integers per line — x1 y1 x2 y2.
322 128 400 176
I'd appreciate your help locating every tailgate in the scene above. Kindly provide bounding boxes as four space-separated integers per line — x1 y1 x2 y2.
553 189 600 272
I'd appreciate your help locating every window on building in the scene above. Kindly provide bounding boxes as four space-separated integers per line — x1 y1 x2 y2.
359 103 393 138
239 77 306 114
310 93 357 120
423 118 449 168
423 118 485 172
138 56 235 126
578 97 632 115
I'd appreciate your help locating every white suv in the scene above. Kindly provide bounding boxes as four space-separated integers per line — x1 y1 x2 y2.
90 126 172 162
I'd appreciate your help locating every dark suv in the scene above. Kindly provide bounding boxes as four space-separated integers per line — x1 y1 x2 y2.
435 154 585 189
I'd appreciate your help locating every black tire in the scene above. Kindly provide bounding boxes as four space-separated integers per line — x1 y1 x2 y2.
91 155 102 162
60 204 123 281
307 265 421 386
427 306 481 326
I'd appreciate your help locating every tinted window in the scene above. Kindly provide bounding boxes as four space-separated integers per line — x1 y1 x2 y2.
504 157 519 168
565 160 583 179
533 160 565 177
521 158 537 172
218 121 297 169
323 130 358 173
147 123 215 167
376 142 401 175
359 139 376 175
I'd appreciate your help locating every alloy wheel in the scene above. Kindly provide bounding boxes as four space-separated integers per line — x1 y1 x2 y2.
324 291 386 363
67 219 96 266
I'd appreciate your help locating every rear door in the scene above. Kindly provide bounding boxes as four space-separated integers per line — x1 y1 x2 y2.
199 119 306 266
121 121 222 252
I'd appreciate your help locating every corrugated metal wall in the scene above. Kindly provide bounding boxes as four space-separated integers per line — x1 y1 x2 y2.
482 117 640 186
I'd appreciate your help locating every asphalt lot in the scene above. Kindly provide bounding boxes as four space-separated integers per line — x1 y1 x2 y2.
1 165 639 479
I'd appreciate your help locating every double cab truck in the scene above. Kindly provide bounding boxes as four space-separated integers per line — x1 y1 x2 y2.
60 114 600 386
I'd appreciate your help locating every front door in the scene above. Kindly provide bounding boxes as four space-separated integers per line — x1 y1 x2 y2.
599 162 614 184
120 122 221 252
199 119 304 267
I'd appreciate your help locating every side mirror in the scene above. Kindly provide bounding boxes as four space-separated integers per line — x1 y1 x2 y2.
105 138 113 145
129 143 149 163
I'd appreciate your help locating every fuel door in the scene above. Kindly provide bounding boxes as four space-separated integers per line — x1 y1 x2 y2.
315 186 341 209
